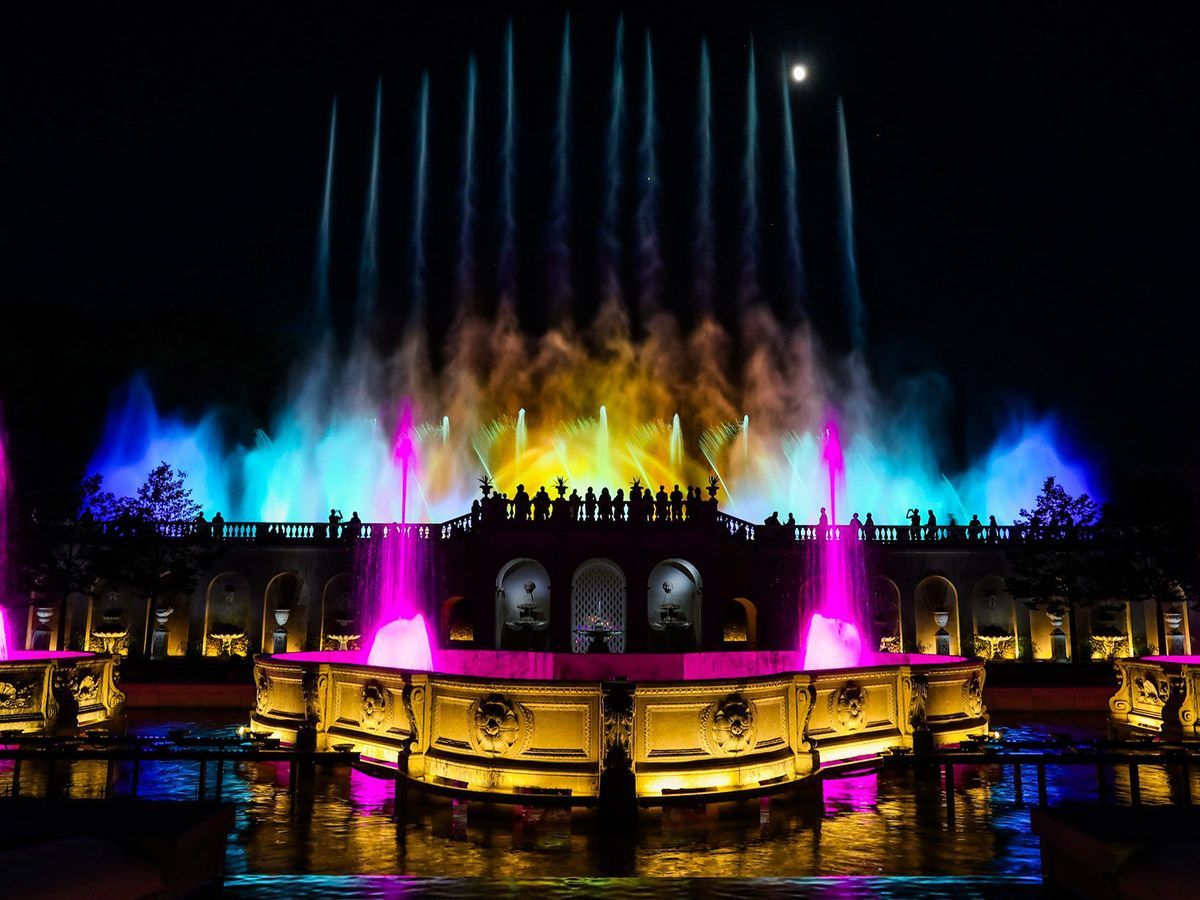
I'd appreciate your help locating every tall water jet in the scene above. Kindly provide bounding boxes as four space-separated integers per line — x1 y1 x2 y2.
362 400 434 671
779 59 806 316
596 406 611 474
409 72 430 319
694 41 715 317
357 80 383 320
738 42 760 309
836 98 865 348
802 419 867 670
515 408 527 479
312 97 337 321
547 15 572 318
599 16 626 307
741 414 750 463
455 56 478 312
498 22 517 307
0 422 9 659
636 31 662 319
669 413 683 474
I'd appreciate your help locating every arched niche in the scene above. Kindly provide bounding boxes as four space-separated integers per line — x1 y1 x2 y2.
85 582 143 657
262 572 307 653
722 598 758 648
914 575 960 656
442 596 475 645
320 573 358 650
870 577 903 653
203 573 253 657
495 558 551 650
647 560 702 651
970 575 1018 659
571 559 627 653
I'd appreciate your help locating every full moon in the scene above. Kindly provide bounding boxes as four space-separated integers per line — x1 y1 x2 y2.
791 64 808 83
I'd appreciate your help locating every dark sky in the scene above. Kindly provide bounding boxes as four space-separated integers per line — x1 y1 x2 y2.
2 1 1197 507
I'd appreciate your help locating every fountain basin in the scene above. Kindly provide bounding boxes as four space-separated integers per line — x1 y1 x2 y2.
1110 656 1200 740
0 652 125 734
250 650 988 804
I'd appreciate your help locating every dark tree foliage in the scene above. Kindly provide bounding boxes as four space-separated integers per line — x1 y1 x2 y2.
1006 476 1102 614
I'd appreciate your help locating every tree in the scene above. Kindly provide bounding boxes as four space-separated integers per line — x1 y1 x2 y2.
1006 476 1102 615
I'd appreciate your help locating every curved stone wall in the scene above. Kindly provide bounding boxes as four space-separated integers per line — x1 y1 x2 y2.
0 653 125 733
1110 657 1200 740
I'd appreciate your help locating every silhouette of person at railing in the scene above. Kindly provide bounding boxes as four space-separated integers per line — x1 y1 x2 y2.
850 512 862 540
584 487 597 521
685 486 699 522
818 507 829 540
347 511 362 540
907 508 921 541
598 487 613 521
764 511 781 528
987 515 999 543
552 489 568 522
670 485 684 521
968 514 982 541
514 484 531 522
212 512 225 539
533 486 551 521
863 512 876 541
568 489 582 522
653 485 667 522
628 482 643 523
471 498 481 524
614 488 626 522
328 509 342 540
785 512 797 535
925 509 937 541
194 511 210 538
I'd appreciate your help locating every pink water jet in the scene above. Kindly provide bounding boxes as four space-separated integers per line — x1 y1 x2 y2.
801 418 868 670
0 423 10 661
361 399 436 671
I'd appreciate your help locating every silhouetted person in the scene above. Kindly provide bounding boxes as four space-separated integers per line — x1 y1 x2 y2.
584 487 598 521
194 511 209 538
533 487 551 521
568 489 582 522
863 512 876 542
987 515 999 543
685 486 699 522
628 483 643 524
907 508 921 541
471 499 481 524
552 490 568 522
670 484 684 521
514 484 531 522
655 485 669 522
328 508 342 540
818 506 829 540
850 512 862 540
614 488 626 522
211 511 224 539
925 509 937 541
764 511 781 528
348 511 362 539
948 513 961 541
785 512 797 534
598 487 613 521
967 514 983 541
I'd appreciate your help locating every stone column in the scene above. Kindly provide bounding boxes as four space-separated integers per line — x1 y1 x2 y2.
933 609 951 656
272 608 291 655
1047 610 1069 662
31 605 55 651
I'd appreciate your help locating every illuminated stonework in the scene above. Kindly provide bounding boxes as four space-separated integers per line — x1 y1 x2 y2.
0 654 124 734
1110 657 1200 740
251 652 989 803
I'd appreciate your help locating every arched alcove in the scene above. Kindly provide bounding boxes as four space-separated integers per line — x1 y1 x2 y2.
970 575 1018 659
203 573 253 657
442 595 474 645
871 577 903 653
320 573 357 650
85 582 142 657
571 559 627 653
495 558 551 650
262 572 307 653
914 575 960 656
647 560 702 651
722 598 758 648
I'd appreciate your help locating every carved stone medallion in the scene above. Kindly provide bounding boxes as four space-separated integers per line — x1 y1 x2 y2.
468 694 528 757
703 692 757 755
830 682 867 732
360 680 389 731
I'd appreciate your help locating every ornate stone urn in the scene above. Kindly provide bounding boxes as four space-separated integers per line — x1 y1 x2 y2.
1164 607 1187 656
149 606 173 660
1046 608 1069 661
932 609 951 656
272 608 291 654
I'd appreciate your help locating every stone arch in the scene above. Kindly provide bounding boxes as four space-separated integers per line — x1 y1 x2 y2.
85 581 142 657
320 573 358 650
203 572 253 657
914 575 960 656
722 597 758 647
647 559 703 651
970 575 1018 659
870 577 903 653
262 571 307 654
495 558 552 650
571 558 627 653
442 595 474 645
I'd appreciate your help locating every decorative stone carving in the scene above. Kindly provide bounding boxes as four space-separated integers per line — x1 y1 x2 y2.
962 670 986 718
255 670 272 715
360 680 389 731
468 694 528 757
601 682 635 771
0 680 37 711
403 684 424 747
703 692 757 755
73 674 100 707
795 683 816 752
1134 673 1171 708
830 682 867 732
1109 664 1130 714
905 674 929 731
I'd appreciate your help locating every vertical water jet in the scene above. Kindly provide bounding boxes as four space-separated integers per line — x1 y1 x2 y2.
312 97 337 321
779 59 806 315
599 16 626 307
515 408 527 479
669 413 683 475
636 31 662 319
836 98 865 348
739 42 760 309
498 22 518 307
456 56 478 313
356 80 383 320
410 73 430 319
694 42 715 317
547 15 572 318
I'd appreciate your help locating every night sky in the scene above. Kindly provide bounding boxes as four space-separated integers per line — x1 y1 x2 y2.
2 2 1197 510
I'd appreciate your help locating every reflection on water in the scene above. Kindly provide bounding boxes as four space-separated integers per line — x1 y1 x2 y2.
0 711 1182 896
